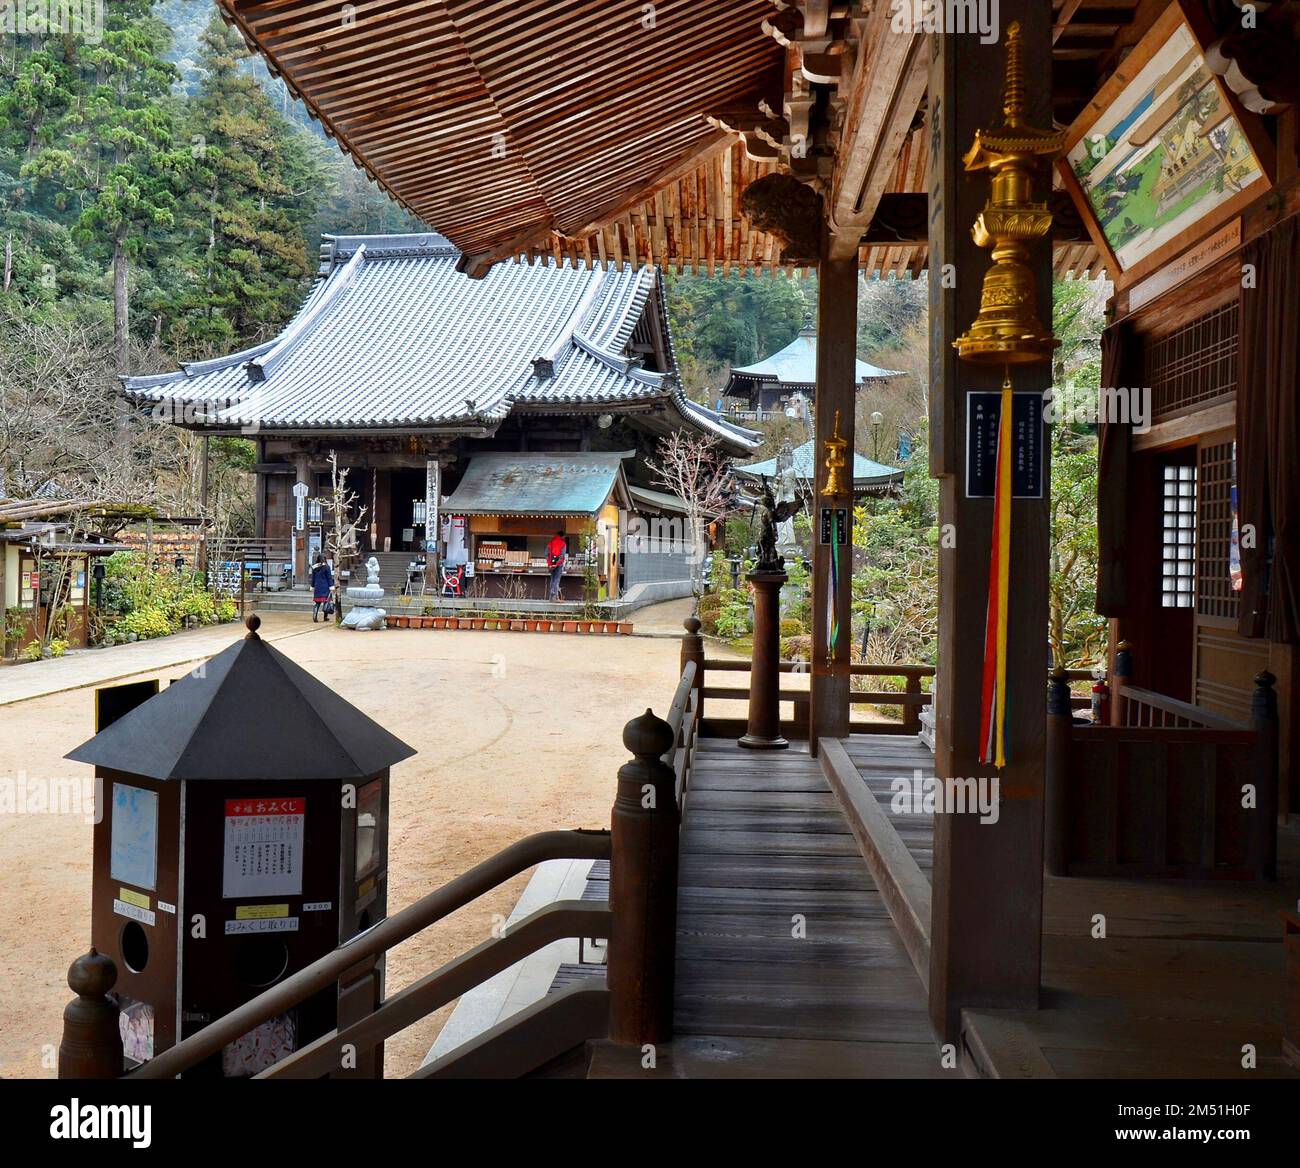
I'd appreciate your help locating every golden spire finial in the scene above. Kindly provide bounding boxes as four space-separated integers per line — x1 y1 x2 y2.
954 21 1062 365
1002 21 1025 128
824 410 849 497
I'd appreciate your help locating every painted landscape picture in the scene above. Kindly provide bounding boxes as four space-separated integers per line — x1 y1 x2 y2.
1066 21 1265 272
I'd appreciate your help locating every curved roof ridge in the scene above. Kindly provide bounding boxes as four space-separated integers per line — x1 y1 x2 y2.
245 245 368 384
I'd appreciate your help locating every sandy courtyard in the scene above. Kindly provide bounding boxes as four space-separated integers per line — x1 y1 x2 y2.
0 618 688 1078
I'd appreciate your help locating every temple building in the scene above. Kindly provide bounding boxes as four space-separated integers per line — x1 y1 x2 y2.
721 317 901 415
125 232 758 604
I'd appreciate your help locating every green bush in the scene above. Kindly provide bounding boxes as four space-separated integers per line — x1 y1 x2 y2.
215 598 238 622
781 634 813 662
174 590 215 623
715 588 752 639
109 608 173 641
697 591 723 636
48 638 69 658
779 617 805 637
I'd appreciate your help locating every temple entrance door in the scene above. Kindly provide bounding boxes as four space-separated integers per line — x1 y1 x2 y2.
390 469 427 552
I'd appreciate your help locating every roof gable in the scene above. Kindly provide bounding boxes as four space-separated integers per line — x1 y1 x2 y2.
66 623 416 782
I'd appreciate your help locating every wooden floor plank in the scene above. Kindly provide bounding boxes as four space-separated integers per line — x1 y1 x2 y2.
660 736 945 1076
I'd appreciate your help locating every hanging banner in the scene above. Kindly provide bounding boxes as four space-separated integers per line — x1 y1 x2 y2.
425 460 440 552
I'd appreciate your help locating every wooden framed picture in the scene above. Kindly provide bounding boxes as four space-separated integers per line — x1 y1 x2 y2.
1058 0 1274 290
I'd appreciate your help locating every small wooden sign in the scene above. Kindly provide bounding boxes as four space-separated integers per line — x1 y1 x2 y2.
818 507 848 545
966 392 1044 499
1128 218 1241 312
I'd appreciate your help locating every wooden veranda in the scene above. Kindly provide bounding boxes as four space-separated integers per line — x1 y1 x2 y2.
64 0 1300 1084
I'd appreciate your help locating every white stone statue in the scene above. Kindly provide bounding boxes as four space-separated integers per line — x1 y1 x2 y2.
341 555 387 630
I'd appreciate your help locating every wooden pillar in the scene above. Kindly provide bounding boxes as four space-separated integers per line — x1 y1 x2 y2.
1111 639 1134 726
607 709 679 1045
926 5 1053 1039
679 615 705 722
810 247 858 751
1044 669 1071 877
59 949 122 1079
292 450 310 583
1251 670 1279 879
740 570 788 749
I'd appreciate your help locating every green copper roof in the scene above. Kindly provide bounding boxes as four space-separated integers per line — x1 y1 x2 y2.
735 440 902 491
443 451 630 517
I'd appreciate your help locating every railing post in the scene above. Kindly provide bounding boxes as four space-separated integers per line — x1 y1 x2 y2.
680 615 705 722
608 709 679 1046
1111 640 1133 726
1250 670 1279 880
1044 668 1073 877
59 949 123 1079
740 569 788 749
902 673 922 736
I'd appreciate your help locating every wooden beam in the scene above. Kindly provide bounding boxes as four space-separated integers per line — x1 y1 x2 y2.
1053 0 1085 44
827 0 928 259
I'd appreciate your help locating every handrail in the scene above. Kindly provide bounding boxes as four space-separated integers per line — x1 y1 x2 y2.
131 828 611 1079
1119 685 1248 731
260 901 610 1078
662 660 697 757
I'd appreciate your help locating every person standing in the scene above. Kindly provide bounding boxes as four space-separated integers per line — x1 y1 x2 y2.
310 555 333 622
546 529 569 601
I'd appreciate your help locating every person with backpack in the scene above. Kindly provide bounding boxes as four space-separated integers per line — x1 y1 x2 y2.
546 529 569 601
310 555 334 622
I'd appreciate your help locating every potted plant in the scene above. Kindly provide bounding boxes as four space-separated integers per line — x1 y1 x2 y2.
457 613 474 630
561 618 577 633
618 621 634 634
534 617 551 633
509 616 526 632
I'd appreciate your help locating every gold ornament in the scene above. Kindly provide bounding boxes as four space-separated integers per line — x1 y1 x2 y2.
955 20 1063 365
823 410 849 497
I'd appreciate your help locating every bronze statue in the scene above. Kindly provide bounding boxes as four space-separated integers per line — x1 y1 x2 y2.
755 474 803 572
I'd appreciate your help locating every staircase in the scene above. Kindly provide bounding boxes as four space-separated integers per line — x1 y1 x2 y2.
372 552 419 596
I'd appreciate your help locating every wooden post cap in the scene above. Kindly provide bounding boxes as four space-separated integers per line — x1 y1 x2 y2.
1254 670 1276 689
245 614 262 638
682 616 701 635
67 948 117 998
623 708 675 760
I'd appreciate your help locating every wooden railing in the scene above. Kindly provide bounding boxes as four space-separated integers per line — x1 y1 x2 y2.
1045 660 1279 881
678 616 933 740
59 666 704 1079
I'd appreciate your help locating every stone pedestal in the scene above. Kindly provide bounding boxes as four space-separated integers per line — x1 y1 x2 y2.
739 570 788 750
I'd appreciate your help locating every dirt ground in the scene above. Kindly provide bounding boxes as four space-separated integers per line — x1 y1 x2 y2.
0 620 687 1078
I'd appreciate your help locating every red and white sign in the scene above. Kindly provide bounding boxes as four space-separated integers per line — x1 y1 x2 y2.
222 798 306 899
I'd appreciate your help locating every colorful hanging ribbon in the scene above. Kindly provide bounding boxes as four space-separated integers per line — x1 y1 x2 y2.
827 529 841 659
978 373 1014 767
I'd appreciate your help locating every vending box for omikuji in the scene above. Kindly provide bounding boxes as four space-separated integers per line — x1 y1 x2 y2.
66 617 415 1077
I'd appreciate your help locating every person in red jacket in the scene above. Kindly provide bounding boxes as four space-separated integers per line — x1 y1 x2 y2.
546 529 569 601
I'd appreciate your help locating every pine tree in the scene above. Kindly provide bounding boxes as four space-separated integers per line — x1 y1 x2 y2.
21 2 183 372
167 12 326 349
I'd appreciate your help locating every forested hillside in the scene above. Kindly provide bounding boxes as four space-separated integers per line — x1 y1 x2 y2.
0 1 421 516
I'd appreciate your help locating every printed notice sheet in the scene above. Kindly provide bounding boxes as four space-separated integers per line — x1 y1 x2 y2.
222 797 306 898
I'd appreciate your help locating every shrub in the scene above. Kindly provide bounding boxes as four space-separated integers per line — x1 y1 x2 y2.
109 608 173 641
215 598 238 622
697 591 723 636
48 638 69 658
174 590 215 624
782 634 813 662
779 617 805 638
715 588 752 639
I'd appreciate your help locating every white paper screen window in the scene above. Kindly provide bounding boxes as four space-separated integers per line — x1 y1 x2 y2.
1161 465 1197 608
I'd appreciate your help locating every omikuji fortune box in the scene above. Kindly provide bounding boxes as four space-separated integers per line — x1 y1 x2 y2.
67 616 415 1077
